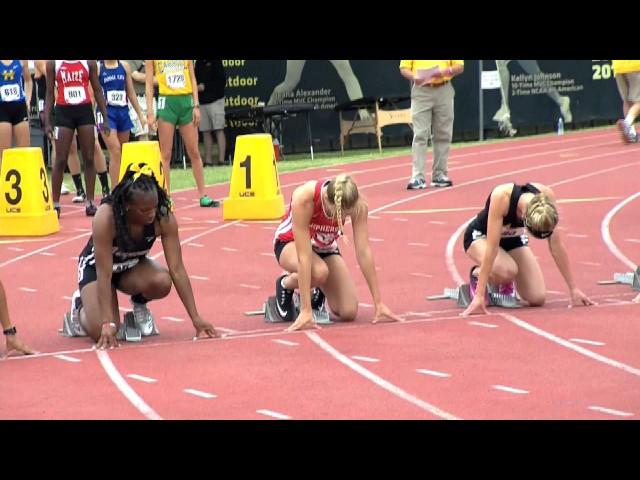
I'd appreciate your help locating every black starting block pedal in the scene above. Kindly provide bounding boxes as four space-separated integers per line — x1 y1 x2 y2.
597 267 640 291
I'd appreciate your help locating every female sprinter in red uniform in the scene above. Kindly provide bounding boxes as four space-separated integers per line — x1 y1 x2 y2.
273 174 401 331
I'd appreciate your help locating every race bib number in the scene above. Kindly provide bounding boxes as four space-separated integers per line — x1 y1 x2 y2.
166 73 185 89
38 99 44 112
107 90 127 106
0 84 21 102
63 86 86 105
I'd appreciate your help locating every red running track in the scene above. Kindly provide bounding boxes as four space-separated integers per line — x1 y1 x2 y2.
1 127 639 419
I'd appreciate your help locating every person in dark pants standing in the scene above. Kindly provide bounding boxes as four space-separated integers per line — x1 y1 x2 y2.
194 60 227 165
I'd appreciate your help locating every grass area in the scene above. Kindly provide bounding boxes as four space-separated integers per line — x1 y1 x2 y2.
60 124 614 195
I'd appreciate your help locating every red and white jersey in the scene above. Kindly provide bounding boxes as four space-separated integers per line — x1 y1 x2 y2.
55 60 91 106
274 180 341 251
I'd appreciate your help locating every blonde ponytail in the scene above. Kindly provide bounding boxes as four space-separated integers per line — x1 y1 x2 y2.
524 193 559 234
327 174 361 244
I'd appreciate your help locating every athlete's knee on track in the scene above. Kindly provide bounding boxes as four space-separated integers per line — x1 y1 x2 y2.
337 303 358 322
521 290 545 307
147 272 172 299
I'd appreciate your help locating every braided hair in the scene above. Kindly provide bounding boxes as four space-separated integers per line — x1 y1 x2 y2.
103 165 171 252
524 193 558 237
326 174 362 241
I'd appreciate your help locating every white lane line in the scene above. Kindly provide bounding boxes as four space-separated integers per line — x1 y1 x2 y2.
162 316 185 323
62 296 73 301
96 350 162 420
184 388 217 399
54 354 82 363
257 409 291 420
233 223 248 228
240 284 261 289
493 385 529 394
625 238 640 244
393 217 408 222
260 252 275 257
580 261 601 267
19 287 37 293
272 339 298 347
70 256 79 261
416 369 451 378
307 332 459 420
182 216 193 221
262 226 277 231
567 233 588 238
500 313 640 378
569 338 605 346
429 220 447 225
468 321 498 328
369 238 384 242
547 290 565 295
215 327 239 334
351 355 380 363
126 374 158 384
588 406 633 417
118 307 132 312
8 247 24 252
187 243 204 247
0 232 91 269
39 252 56 256
190 275 209 281
222 247 238 252
358 303 373 309
411 273 433 278
368 215 381 220
601 191 640 271
408 242 429 247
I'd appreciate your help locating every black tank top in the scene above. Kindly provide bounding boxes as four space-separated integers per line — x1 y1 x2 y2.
80 222 158 273
474 183 541 233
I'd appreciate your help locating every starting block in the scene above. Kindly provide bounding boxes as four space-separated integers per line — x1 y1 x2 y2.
116 312 142 342
427 283 520 308
245 295 333 324
597 267 640 291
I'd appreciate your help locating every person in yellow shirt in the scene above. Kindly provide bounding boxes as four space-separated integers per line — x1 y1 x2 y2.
612 60 640 144
145 60 219 207
399 60 463 189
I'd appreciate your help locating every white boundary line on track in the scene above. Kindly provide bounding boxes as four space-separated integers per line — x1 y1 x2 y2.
443 161 640 380
95 350 163 420
7 291 632 362
306 332 460 420
600 191 640 271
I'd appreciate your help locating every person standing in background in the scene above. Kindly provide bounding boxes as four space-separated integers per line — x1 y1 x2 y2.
125 60 155 141
400 60 464 190
0 60 32 165
612 60 640 144
195 59 227 166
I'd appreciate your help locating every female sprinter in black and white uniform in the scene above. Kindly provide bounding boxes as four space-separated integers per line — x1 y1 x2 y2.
461 181 594 316
65 164 218 348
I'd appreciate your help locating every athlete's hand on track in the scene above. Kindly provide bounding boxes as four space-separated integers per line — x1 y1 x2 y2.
192 317 219 339
3 334 36 358
286 309 320 332
568 288 596 308
95 322 119 350
460 295 489 317
372 302 403 324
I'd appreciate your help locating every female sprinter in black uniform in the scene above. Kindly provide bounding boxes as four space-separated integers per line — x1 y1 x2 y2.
64 164 218 348
461 181 594 316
